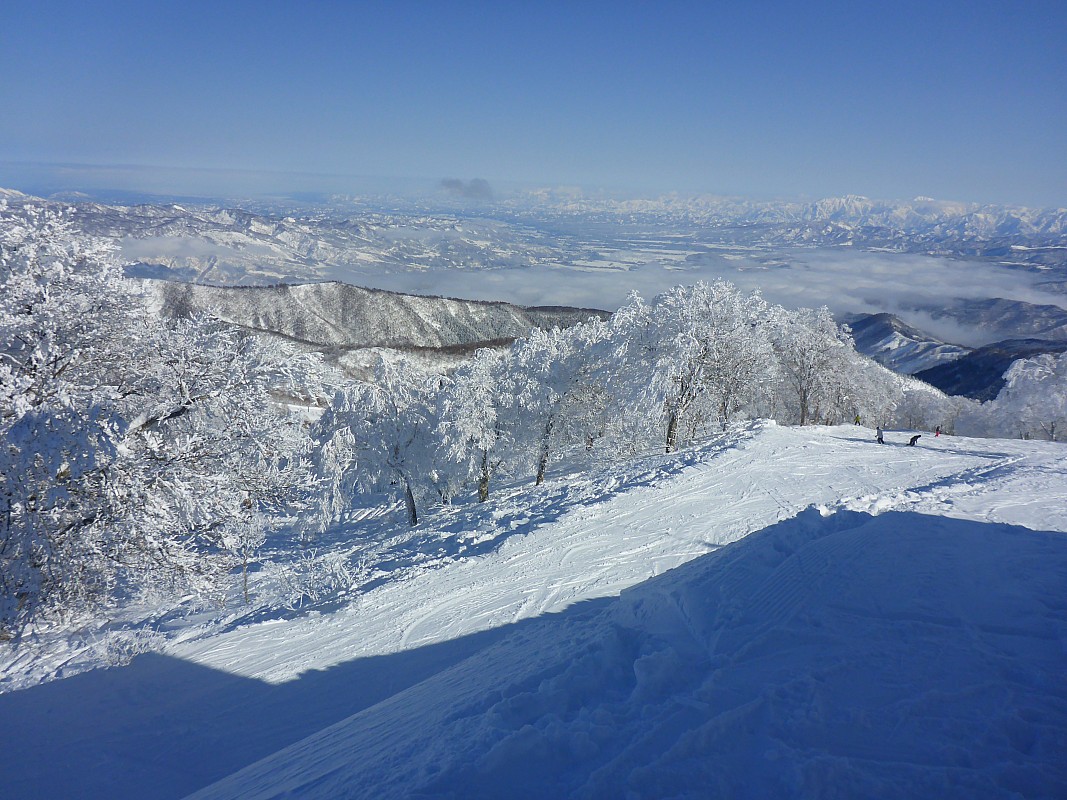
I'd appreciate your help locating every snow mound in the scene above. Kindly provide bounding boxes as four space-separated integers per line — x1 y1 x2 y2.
190 507 1067 799
3 425 1065 799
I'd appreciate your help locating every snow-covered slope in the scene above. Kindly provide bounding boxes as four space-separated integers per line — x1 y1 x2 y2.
193 513 1067 800
150 279 608 352
3 424 1064 799
915 338 1067 400
846 312 971 373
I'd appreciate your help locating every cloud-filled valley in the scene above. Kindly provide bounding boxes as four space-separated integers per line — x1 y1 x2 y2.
107 195 1067 347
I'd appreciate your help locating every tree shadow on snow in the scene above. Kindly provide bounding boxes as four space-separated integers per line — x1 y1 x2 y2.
3 508 1066 800
0 597 613 800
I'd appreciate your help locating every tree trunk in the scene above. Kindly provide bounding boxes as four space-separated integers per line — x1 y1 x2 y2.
665 411 679 454
535 419 553 485
535 450 549 486
478 451 490 502
403 480 418 526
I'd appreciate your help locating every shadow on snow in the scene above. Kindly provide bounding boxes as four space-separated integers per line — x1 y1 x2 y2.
3 506 1066 799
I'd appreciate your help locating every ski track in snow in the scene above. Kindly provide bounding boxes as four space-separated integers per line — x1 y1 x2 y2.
171 423 1002 683
3 423 1066 800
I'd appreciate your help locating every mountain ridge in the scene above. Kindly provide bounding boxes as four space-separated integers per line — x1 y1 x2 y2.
150 279 610 355
844 312 971 374
914 338 1067 400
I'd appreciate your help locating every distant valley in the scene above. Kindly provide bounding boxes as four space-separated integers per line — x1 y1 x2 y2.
5 187 1067 388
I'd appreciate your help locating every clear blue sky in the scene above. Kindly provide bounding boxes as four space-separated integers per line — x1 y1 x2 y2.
2 0 1065 206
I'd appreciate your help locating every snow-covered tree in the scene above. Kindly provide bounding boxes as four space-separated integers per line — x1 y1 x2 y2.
770 306 855 426
892 377 958 432
316 358 440 526
114 315 315 597
438 348 511 501
1 210 132 631
499 318 611 484
961 352 1067 441
611 282 776 452
1 208 314 634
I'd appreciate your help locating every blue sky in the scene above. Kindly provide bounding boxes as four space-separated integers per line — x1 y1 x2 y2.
1 1 1065 205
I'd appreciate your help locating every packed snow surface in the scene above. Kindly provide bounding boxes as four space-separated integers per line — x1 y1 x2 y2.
3 423 1066 799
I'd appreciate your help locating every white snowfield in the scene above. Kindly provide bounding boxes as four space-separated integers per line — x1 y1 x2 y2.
4 423 1066 799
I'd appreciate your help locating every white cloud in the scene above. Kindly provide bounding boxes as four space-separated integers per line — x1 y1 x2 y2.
340 246 1066 345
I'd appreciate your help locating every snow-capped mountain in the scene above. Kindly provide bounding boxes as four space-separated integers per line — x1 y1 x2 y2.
844 312 970 374
82 200 568 286
5 187 1067 286
914 338 1067 400
514 191 1067 265
151 279 608 356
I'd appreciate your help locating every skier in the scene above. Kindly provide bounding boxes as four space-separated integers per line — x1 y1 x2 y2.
854 414 861 425
935 425 941 437
908 434 921 446
876 426 884 445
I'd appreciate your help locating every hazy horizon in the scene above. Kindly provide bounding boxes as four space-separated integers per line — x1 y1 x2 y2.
3 159 1067 211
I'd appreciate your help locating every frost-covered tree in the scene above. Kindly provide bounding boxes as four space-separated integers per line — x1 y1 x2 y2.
770 306 855 426
438 348 511 501
114 316 315 597
960 352 1067 441
316 358 440 526
1 210 133 631
1003 352 1067 441
611 282 776 452
499 318 610 484
893 377 958 432
1 208 314 634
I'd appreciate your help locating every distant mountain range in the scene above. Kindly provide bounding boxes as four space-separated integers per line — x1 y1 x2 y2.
4 187 1066 394
152 279 608 367
843 313 970 374
511 192 1067 269
845 312 1067 400
4 188 1066 282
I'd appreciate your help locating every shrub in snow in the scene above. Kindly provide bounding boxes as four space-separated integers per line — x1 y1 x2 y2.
274 549 367 609
92 626 167 667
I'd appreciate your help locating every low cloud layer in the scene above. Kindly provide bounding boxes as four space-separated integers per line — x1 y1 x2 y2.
345 247 1067 347
116 228 1066 347
439 178 493 200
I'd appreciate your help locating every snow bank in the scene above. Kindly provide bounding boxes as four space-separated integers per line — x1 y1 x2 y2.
3 425 1065 799
189 507 1067 799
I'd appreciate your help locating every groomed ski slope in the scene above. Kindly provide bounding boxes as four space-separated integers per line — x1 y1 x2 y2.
4 423 1066 799
173 421 1066 685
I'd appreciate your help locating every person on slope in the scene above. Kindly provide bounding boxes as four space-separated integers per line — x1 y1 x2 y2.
876 426 884 445
908 434 921 446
